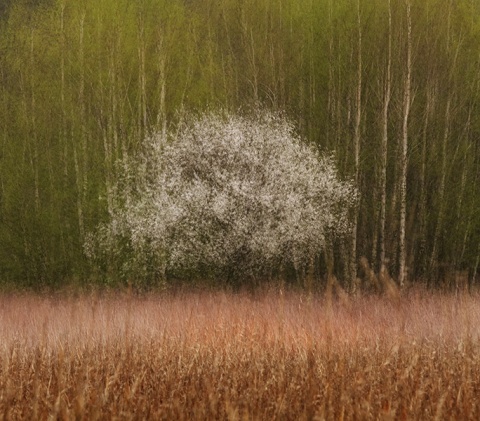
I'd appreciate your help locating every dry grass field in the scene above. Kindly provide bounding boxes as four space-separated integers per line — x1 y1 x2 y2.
0 288 479 420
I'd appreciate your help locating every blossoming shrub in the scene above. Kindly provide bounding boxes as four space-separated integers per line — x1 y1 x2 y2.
87 109 357 284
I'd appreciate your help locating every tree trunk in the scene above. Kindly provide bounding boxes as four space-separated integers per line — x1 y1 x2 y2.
379 0 392 276
74 13 87 240
350 0 362 293
398 0 412 288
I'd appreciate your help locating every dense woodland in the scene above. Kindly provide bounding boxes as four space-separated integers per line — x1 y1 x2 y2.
1 0 480 289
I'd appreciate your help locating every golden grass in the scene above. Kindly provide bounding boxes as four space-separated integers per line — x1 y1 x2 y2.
0 289 479 420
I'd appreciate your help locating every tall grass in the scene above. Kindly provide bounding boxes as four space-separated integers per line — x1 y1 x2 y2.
0 289 479 419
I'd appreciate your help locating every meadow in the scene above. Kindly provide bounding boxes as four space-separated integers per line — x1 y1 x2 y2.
0 288 479 420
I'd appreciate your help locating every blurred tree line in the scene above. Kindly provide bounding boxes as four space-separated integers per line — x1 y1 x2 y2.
1 0 480 288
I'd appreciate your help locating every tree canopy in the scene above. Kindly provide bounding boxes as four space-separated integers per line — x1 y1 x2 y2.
87 110 356 285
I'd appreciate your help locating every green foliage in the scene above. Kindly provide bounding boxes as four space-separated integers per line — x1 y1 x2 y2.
1 0 480 287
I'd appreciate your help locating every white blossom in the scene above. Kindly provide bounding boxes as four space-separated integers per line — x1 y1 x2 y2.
86 109 357 281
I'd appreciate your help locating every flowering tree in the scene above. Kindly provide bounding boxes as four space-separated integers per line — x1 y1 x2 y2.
86 109 357 284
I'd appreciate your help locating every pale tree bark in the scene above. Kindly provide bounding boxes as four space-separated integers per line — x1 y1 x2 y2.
73 14 87 240
399 0 412 288
379 0 392 276
350 0 362 293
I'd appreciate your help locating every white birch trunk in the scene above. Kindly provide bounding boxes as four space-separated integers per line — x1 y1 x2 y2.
399 0 412 288
350 0 362 292
379 0 392 276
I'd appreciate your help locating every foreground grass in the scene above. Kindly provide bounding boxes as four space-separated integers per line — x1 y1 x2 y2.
0 289 479 420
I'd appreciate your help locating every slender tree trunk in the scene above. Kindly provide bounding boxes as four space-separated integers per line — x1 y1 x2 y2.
379 0 392 276
72 14 87 240
399 0 412 288
350 0 362 293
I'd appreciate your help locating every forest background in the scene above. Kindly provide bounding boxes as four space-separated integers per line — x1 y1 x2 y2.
1 0 480 290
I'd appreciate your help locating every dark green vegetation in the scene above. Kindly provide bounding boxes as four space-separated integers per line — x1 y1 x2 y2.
1 0 480 288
